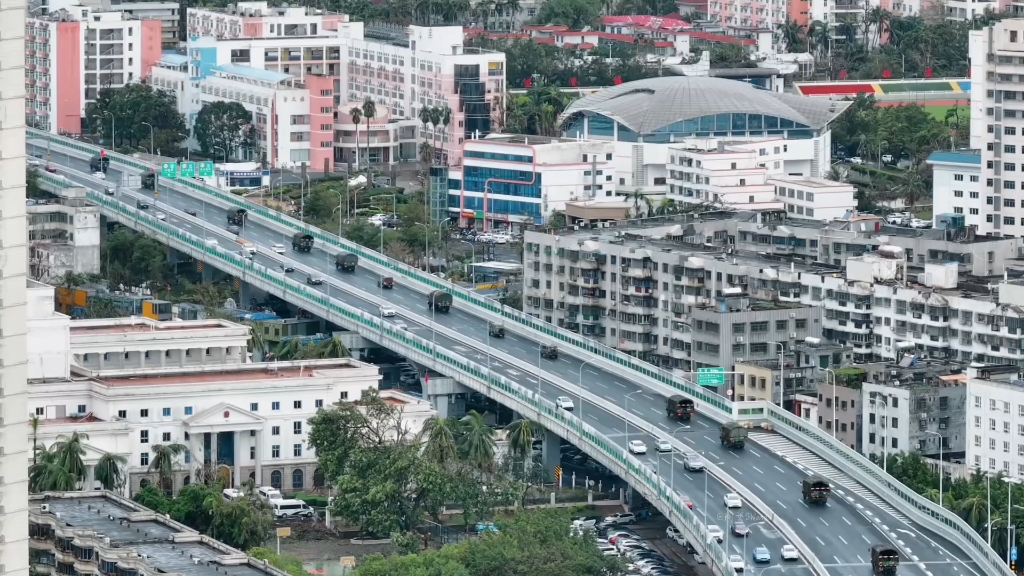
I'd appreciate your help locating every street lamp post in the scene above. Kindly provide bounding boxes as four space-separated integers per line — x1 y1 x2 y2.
103 111 115 148
1005 477 1021 567
624 391 643 444
415 222 430 272
923 430 944 508
213 146 226 189
141 122 154 155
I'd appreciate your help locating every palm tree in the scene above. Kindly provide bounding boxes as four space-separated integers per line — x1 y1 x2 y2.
779 19 805 52
428 107 443 165
505 418 536 460
418 105 432 163
94 452 128 492
361 97 377 182
440 106 452 165
148 442 186 494
29 448 78 493
348 106 363 173
957 495 988 532
458 410 496 472
421 416 460 466
31 415 40 464
502 0 521 30
51 431 89 482
894 166 927 209
655 198 678 216
627 189 653 218
418 141 435 164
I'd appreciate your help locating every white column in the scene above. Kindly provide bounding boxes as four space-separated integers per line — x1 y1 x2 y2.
233 431 242 487
84 465 95 491
211 431 218 466
254 430 262 487
188 429 199 472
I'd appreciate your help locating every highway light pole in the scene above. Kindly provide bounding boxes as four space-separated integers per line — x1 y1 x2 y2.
1005 477 1021 566
623 390 643 445
103 111 114 148
923 430 943 508
141 122 154 155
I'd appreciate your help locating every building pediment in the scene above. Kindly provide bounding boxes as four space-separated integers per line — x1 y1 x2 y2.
184 402 265 431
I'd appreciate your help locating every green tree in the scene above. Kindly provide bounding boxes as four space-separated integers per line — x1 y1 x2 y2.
271 336 351 361
361 97 377 179
421 416 461 467
203 490 275 550
51 431 89 482
29 447 79 493
505 419 537 461
132 485 171 513
169 484 219 532
84 83 187 151
458 411 496 473
94 452 128 492
350 106 363 170
533 0 600 30
148 443 187 494
247 548 307 576
193 101 251 160
101 228 174 292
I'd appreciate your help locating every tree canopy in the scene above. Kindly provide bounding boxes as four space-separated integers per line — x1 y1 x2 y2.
193 101 252 160
101 228 174 293
84 83 187 153
352 508 624 576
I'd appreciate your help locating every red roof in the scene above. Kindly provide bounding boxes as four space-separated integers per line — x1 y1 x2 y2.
535 37 556 44
522 24 570 31
688 30 755 46
599 15 692 30
579 42 595 49
654 40 675 47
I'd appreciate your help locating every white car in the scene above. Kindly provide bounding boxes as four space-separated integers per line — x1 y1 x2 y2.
781 544 800 561
693 551 706 564
379 305 396 317
271 243 286 254
154 211 166 221
654 439 672 452
706 524 723 542
724 493 743 508
603 512 637 526
627 440 647 455
665 525 684 545
555 396 574 411
393 321 408 330
849 156 864 165
27 158 41 166
729 554 744 572
597 545 618 556
93 171 106 180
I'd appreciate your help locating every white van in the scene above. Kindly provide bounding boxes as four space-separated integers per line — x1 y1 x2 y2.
222 488 242 501
257 486 283 501
204 238 219 247
270 499 314 518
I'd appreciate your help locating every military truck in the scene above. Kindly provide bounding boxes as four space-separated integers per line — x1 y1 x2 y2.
291 232 314 253
141 171 156 190
227 208 247 226
540 344 558 359
666 395 695 421
89 154 110 173
801 474 830 504
335 252 358 272
719 422 748 449
428 290 452 312
870 545 899 575
489 322 505 338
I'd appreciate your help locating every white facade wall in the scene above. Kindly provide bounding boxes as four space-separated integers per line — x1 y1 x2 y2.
666 147 780 209
26 280 70 382
0 0 29 571
861 382 912 462
927 154 983 228
770 177 857 221
27 203 101 282
965 369 1024 477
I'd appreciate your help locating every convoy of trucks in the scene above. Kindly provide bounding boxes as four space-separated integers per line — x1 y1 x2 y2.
720 422 748 449
291 232 314 252
427 290 452 312
665 395 695 421
802 475 830 504
90 154 110 173
870 545 899 575
335 252 358 272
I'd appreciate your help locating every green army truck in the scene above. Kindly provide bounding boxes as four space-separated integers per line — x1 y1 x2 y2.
719 422 748 449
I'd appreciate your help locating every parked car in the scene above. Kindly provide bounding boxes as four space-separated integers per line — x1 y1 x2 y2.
665 525 684 545
628 440 648 455
724 493 742 508
603 513 637 526
849 156 864 165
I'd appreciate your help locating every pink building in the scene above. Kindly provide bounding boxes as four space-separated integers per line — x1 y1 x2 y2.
28 8 162 134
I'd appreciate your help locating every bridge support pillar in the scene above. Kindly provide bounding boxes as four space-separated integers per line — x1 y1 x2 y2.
239 281 255 310
199 262 214 283
166 247 181 265
540 429 560 482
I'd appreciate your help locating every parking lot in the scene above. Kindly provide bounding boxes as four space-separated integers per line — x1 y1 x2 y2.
575 511 714 576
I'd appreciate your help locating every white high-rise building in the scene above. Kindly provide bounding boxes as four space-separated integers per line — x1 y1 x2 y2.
0 0 29 573
969 20 1024 237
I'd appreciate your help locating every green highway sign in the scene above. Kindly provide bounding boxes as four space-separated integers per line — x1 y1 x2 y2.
697 367 726 387
160 162 178 179
198 161 215 177
180 161 196 178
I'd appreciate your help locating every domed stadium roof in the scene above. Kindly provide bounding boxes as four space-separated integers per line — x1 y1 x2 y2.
561 76 850 135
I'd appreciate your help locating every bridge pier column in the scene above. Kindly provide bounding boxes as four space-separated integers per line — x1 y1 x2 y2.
166 247 181 265
540 429 560 482
199 262 214 283
239 282 254 310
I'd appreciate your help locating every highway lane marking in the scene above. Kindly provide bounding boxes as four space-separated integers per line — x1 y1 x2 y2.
838 535 847 545
774 465 786 473
747 448 762 457
796 518 805 527
704 435 714 443
775 482 785 491
753 483 764 491
833 556 841 565
776 500 788 509
815 536 824 546
698 421 710 427
751 465 764 475
820 518 828 527
862 535 871 544
842 517 852 526
658 422 669 430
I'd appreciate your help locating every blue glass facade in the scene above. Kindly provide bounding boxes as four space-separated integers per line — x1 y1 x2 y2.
464 150 534 163
447 164 543 220
447 194 541 219
570 113 814 143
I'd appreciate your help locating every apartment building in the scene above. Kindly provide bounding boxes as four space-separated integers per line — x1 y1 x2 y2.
447 135 617 230
26 186 101 284
179 3 505 168
27 7 162 134
944 0 999 20
965 364 1024 477
968 19 1024 237
30 492 291 576
40 0 180 48
524 208 1024 372
928 150 983 229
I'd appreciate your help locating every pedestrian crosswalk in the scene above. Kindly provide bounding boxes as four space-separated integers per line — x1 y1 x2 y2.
749 432 911 524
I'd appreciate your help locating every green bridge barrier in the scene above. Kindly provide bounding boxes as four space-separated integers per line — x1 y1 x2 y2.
84 186 732 576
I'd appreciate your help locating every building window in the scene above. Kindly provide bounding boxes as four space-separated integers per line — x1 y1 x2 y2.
272 445 280 458
184 406 193 416
118 410 127 418
250 446 256 460
292 469 304 489
272 426 280 435
315 399 324 408
140 430 149 444
294 421 303 434
162 407 171 417
293 444 303 457
140 452 149 466
272 401 281 411
140 409 149 417
250 403 258 412
162 432 171 442
293 400 302 409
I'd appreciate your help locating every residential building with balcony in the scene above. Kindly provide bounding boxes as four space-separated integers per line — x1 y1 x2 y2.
927 150 983 229
447 135 617 230
30 491 292 576
26 183 100 284
26 7 162 134
178 4 505 169
32 0 180 49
